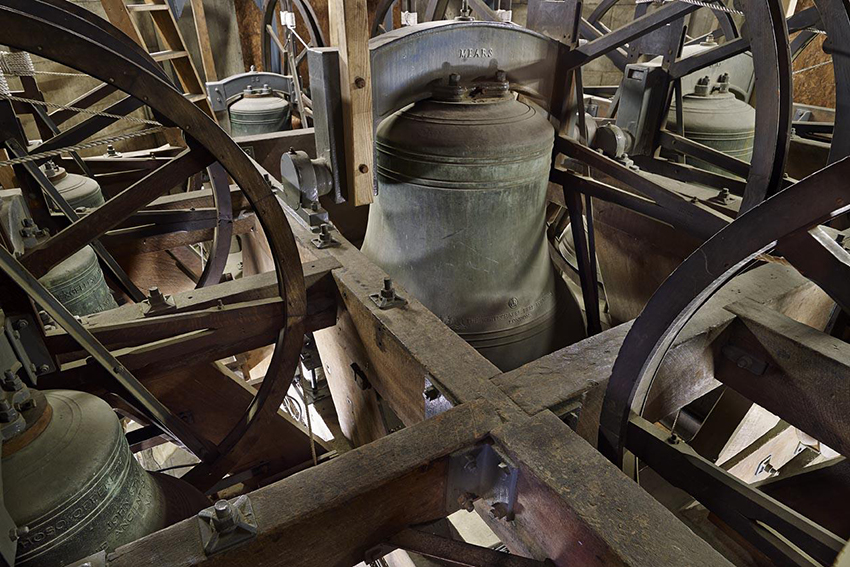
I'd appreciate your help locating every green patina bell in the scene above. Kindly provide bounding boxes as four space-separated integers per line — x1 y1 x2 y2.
40 161 104 211
667 74 756 174
38 246 117 316
4 390 209 567
362 72 585 371
229 84 291 136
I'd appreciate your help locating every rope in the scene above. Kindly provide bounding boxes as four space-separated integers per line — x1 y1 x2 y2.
298 372 319 467
793 59 833 74
635 0 744 15
0 127 165 168
0 51 86 78
0 92 161 126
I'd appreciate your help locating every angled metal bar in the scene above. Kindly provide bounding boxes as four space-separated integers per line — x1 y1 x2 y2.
21 147 216 279
0 243 216 460
659 130 750 179
628 415 844 566
5 138 147 302
563 3 699 70
555 136 730 237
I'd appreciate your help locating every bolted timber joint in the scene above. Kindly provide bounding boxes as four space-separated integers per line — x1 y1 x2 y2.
370 278 407 310
198 495 258 556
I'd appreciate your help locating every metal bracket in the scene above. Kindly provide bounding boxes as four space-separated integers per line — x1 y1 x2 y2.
721 343 768 376
142 287 177 317
198 496 258 556
446 443 519 521
369 279 407 310
206 70 294 114
2 314 53 384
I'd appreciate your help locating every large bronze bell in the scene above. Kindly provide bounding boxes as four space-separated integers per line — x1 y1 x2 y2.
33 163 116 316
229 84 291 136
3 390 209 567
37 246 118 316
362 72 586 371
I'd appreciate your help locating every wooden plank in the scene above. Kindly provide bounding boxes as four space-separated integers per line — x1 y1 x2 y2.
283 207 523 427
489 411 733 566
492 263 834 428
104 400 502 567
189 0 218 81
143 361 328 483
328 0 376 206
719 298 850 457
314 307 390 446
100 0 146 46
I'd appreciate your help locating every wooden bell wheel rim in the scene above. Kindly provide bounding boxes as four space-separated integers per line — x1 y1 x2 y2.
0 0 306 491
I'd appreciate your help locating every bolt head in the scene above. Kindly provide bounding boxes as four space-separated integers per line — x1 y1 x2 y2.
449 73 461 86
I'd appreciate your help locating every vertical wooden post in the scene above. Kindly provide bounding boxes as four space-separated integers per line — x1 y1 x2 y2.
328 0 376 206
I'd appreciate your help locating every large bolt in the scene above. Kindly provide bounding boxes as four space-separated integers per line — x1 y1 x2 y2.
489 502 511 521
380 278 396 300
495 69 507 83
354 76 366 89
449 73 461 86
8 526 28 542
212 500 236 533
13 319 27 330
457 492 476 513
0 399 19 423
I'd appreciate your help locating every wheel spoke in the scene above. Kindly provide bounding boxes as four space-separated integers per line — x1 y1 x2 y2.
555 136 729 238
0 244 218 460
35 96 145 156
779 226 850 315
21 147 215 278
564 3 698 70
659 131 750 179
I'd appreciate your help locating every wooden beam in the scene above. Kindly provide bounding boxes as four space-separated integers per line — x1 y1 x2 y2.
719 298 850 457
103 400 502 567
488 411 733 566
328 0 375 206
492 262 833 430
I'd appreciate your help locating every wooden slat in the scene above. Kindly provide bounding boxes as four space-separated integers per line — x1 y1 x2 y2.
189 0 217 81
126 3 170 11
328 0 376 206
103 400 502 567
151 49 189 62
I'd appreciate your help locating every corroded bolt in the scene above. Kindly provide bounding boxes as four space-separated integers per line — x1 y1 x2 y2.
318 224 332 244
449 73 461 86
359 163 369 174
354 76 366 89
457 492 476 512
489 502 511 521
495 69 507 82
736 355 752 370
13 319 27 330
8 526 28 542
380 278 396 299
212 500 236 533
697 75 710 86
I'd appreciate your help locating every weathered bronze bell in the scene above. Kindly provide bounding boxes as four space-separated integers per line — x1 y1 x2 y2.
3 389 209 567
362 73 585 371
37 246 118 316
667 74 756 173
229 84 291 136
40 161 105 211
